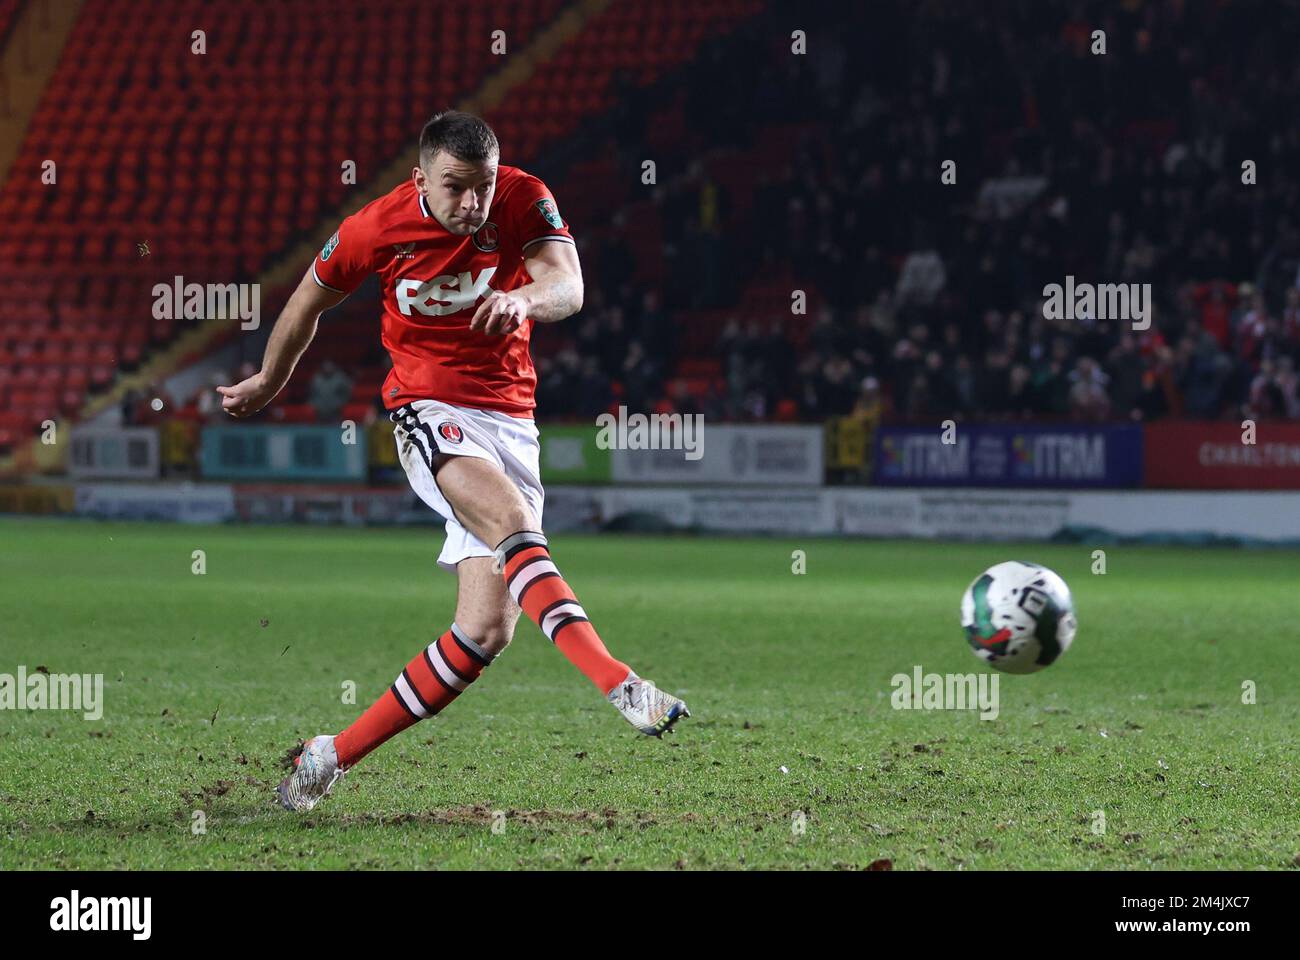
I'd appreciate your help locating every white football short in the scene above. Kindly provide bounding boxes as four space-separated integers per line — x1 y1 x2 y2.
390 399 544 572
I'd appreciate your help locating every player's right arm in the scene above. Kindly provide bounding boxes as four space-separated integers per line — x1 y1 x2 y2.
218 213 378 418
217 268 345 417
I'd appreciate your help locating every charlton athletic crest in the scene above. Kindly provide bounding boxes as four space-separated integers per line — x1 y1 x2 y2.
438 422 464 444
473 221 500 253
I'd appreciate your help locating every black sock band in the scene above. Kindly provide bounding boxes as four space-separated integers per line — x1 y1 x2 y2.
493 530 549 569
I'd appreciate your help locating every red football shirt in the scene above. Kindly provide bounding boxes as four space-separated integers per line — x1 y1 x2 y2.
312 165 574 417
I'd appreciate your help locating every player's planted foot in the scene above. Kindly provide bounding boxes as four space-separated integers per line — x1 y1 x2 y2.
608 672 690 737
276 734 346 812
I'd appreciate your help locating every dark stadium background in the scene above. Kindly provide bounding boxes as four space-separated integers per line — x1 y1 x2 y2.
1 0 1298 507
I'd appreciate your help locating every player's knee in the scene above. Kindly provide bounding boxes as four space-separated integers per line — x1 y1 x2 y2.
488 626 516 655
460 617 516 656
477 622 516 656
497 504 539 541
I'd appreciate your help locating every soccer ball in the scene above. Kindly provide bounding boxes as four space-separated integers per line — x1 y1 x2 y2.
960 561 1077 674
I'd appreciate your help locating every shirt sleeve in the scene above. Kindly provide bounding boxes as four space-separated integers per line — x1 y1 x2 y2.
505 175 575 257
311 209 378 295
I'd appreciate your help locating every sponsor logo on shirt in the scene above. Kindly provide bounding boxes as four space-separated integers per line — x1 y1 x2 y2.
394 267 497 316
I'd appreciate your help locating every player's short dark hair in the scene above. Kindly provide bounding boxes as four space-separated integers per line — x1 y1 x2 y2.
418 111 499 167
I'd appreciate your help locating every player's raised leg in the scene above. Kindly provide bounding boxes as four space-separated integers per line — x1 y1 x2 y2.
277 560 510 812
432 452 690 736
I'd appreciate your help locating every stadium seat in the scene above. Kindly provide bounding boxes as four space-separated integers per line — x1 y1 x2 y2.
0 0 768 440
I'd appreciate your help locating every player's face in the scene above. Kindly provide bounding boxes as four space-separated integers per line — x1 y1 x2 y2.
416 151 498 236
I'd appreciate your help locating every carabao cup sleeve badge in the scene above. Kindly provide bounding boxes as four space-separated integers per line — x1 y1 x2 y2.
320 230 340 261
535 198 563 230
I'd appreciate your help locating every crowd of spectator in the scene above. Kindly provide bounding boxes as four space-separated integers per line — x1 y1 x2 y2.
535 0 1300 425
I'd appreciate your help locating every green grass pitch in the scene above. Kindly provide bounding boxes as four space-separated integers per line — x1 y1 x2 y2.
1 516 1296 870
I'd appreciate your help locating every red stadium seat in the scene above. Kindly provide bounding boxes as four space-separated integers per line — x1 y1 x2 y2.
0 0 763 432
271 404 317 424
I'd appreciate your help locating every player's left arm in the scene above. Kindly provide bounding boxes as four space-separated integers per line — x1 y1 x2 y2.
469 241 583 335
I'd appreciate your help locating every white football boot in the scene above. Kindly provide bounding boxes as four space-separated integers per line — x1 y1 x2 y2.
608 673 690 737
276 735 346 812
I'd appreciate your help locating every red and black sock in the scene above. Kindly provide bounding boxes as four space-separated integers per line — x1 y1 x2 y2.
496 531 631 695
334 623 493 768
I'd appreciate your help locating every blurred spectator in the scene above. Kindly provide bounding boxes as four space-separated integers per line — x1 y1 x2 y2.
122 383 173 425
619 341 659 413
309 361 353 423
120 388 143 426
1248 359 1290 421
576 356 612 418
664 379 700 417
1277 357 1300 419
1106 335 1145 420
817 354 858 417
1177 324 1231 418
1068 357 1111 422
894 245 946 308
196 370 231 423
851 375 884 423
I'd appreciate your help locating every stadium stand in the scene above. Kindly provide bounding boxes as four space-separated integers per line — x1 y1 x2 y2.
0 0 574 450
3 0 1300 457
523 0 1300 425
